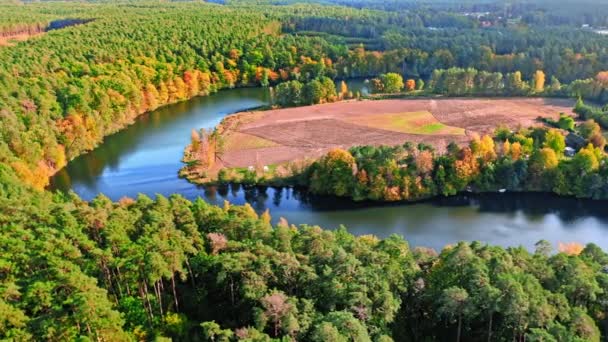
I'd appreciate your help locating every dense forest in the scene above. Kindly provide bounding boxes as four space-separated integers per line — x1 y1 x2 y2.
2 1 608 189
2 0 608 340
1 164 608 341
233 0 608 27
0 2 358 189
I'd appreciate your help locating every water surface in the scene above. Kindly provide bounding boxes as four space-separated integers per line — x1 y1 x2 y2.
50 83 608 251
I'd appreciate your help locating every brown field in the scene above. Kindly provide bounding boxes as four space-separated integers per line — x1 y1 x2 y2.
218 97 575 168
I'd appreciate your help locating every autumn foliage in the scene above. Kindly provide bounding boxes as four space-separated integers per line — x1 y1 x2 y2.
558 242 584 256
406 78 416 91
306 125 608 202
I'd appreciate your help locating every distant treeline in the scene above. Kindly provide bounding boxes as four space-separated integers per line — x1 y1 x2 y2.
426 68 608 103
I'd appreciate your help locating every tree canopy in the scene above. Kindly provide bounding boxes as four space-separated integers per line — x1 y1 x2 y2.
2 1 608 188
1 163 607 340
1 1 608 340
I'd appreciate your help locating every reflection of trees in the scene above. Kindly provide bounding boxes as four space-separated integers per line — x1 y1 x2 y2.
271 188 608 226
49 87 268 193
230 183 241 197
204 185 217 201
243 187 257 204
272 187 283 207
217 184 229 198
194 183 608 229
254 186 269 212
459 193 608 224
240 186 269 213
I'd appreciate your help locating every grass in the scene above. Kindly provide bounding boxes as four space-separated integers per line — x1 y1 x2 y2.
346 111 465 135
419 122 448 134
223 132 280 152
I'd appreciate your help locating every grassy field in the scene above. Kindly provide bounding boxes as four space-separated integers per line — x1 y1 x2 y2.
345 111 465 135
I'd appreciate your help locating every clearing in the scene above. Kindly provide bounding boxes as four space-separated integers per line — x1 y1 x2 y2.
214 97 575 169
0 19 93 47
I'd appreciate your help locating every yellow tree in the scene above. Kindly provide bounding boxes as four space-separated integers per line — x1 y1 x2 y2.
533 147 559 171
534 70 546 92
158 81 169 103
198 72 212 95
143 83 160 111
502 140 511 157
471 134 496 162
455 147 479 182
509 142 522 160
340 80 348 98
572 144 601 173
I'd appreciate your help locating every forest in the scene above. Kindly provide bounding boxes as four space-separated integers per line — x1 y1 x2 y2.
301 123 608 202
1 164 608 341
2 1 608 189
1 0 608 340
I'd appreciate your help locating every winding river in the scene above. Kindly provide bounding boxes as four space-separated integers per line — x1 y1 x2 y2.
49 84 608 251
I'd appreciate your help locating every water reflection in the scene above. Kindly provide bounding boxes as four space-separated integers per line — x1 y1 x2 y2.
50 87 271 195
188 185 608 250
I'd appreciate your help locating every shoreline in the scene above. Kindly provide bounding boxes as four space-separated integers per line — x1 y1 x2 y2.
44 86 270 189
179 96 575 186
186 175 608 204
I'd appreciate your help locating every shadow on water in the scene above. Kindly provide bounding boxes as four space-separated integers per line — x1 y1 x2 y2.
194 184 608 249
200 184 608 225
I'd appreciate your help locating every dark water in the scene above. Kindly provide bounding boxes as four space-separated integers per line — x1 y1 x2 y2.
49 83 608 251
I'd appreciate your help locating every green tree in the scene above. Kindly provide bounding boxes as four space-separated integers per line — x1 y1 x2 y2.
416 78 425 90
303 79 324 104
201 321 233 341
543 129 566 155
275 80 303 107
380 73 404 93
310 148 356 197
557 115 575 131
438 287 470 342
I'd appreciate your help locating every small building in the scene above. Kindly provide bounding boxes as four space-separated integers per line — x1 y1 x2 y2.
565 147 576 157
566 133 586 150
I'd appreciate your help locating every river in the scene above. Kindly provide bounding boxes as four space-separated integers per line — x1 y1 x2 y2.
49 83 608 251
